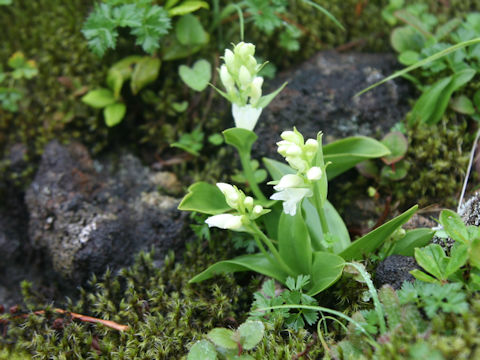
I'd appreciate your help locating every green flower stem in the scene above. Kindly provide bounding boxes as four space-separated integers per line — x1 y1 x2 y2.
252 233 277 268
346 262 386 334
250 223 294 276
239 150 267 202
312 185 330 234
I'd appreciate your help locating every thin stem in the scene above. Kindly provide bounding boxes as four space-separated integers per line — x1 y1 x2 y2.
252 233 276 267
239 150 267 202
458 125 480 213
250 223 294 276
312 185 330 234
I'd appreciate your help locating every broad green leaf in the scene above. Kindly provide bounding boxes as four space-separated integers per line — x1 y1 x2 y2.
313 132 328 207
189 253 288 283
450 95 475 115
131 57 161 95
470 238 480 269
409 76 451 125
178 59 211 91
168 1 209 16
262 157 294 180
357 37 480 97
255 82 287 108
410 269 439 283
178 182 229 215
414 244 447 281
440 209 469 244
390 26 425 53
223 128 257 155
175 14 209 46
104 102 126 127
162 34 203 60
340 205 418 261
81 88 116 108
435 18 461 41
398 50 420 65
187 340 217 360
207 328 236 349
237 321 264 350
307 252 345 296
0 0 13 4
107 56 142 98
278 209 312 275
323 137 391 179
381 132 408 165
380 160 409 181
445 243 469 276
391 228 434 256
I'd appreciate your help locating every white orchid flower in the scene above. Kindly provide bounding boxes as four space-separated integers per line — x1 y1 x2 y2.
205 214 245 231
270 187 313 216
232 103 263 131
307 166 322 181
217 182 240 209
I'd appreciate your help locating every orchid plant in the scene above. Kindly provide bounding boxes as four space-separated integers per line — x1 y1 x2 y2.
179 42 422 296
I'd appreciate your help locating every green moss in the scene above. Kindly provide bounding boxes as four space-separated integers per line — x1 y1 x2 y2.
1 234 323 359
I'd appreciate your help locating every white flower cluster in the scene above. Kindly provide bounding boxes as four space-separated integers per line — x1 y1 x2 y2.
205 183 269 231
219 42 265 130
270 129 323 216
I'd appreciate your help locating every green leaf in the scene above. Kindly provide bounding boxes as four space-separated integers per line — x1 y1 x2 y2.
340 205 418 261
81 88 116 108
313 132 328 207
398 50 420 66
380 160 409 181
237 321 264 350
391 228 434 256
435 18 461 41
356 37 480 97
470 238 480 269
440 209 469 244
223 128 258 155
307 252 345 296
409 269 439 283
82 3 118 57
187 340 217 360
445 243 469 277
303 199 350 253
103 102 126 127
168 1 209 16
0 0 13 5
178 59 211 91
390 26 425 53
255 82 287 108
178 182 230 215
175 14 209 46
189 253 288 283
162 34 203 61
207 328 237 349
450 95 475 115
323 136 391 179
107 56 142 97
414 244 447 281
131 6 171 54
381 132 408 165
278 209 312 276
130 57 161 95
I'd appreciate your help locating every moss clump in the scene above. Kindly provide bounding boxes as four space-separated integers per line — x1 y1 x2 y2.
1 235 323 359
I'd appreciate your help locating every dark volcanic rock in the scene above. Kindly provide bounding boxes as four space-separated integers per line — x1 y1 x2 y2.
375 255 420 290
26 141 187 285
254 51 412 158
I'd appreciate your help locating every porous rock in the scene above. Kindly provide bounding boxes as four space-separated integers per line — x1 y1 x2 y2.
25 141 187 285
254 51 412 157
375 255 420 290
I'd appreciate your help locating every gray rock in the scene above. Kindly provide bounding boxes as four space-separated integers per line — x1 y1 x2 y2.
25 141 187 285
253 51 412 158
459 192 480 226
375 255 420 290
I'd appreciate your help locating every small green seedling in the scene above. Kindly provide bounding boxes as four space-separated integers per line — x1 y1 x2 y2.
187 320 264 360
411 209 480 288
179 59 211 91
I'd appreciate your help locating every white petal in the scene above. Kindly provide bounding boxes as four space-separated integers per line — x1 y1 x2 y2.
232 104 263 131
270 188 313 216
307 166 322 181
205 214 244 230
274 174 305 190
216 182 239 208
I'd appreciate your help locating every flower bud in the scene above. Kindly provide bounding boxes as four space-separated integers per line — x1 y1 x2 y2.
238 65 252 88
286 144 302 156
224 49 235 71
236 42 255 58
217 182 239 209
249 76 263 105
304 139 318 161
253 205 263 214
286 157 309 173
220 65 235 93
205 214 244 231
274 174 305 190
307 166 322 181
244 196 254 210
281 130 303 145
